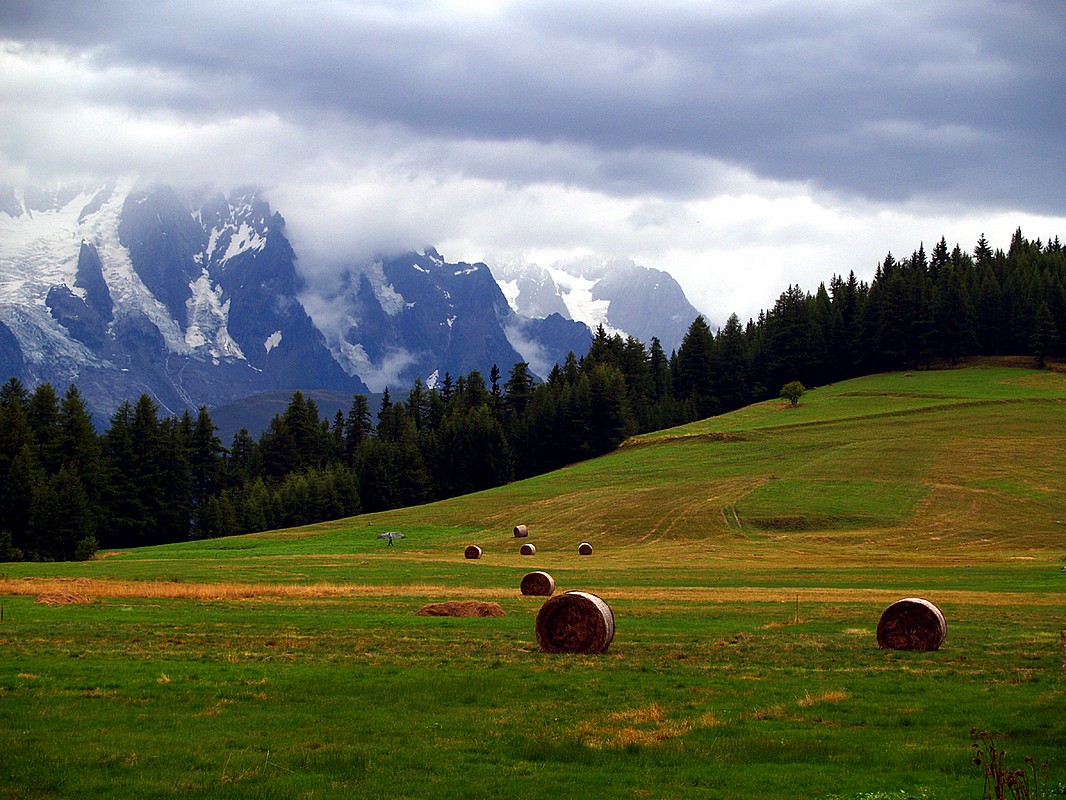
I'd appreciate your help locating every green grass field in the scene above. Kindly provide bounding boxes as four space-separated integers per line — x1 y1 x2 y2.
2 363 1064 799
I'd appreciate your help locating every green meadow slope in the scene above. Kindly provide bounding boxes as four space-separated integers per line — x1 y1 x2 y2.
5 362 1066 587
1 363 1064 800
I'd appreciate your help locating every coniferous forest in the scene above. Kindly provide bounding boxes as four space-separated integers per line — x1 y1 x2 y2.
1 228 1063 561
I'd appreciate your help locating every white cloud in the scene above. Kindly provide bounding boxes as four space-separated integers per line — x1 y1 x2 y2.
1 0 1064 333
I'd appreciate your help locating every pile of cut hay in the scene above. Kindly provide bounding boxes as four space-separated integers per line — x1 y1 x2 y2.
416 600 505 617
578 542 593 555
535 591 615 654
520 571 555 596
877 597 946 651
464 545 483 559
520 543 536 556
34 591 91 606
513 524 529 538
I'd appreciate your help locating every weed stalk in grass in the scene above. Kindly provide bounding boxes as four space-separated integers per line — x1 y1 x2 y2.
971 729 1052 800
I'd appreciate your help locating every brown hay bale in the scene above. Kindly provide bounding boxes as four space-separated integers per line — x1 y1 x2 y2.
520 571 555 596
578 542 593 555
416 600 505 617
535 591 615 654
34 591 90 606
877 597 946 651
513 524 529 538
464 545 483 559
520 543 536 556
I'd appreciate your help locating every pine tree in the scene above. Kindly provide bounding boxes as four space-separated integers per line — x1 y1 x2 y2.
1 444 43 557
674 316 716 416
503 362 535 418
29 466 96 560
974 234 993 267
489 364 502 415
648 337 672 401
933 261 976 365
189 407 224 537
27 383 61 474
587 364 637 454
101 400 148 548
227 427 260 485
407 379 428 430
1031 301 1058 368
764 286 824 387
344 395 373 464
0 378 34 535
713 313 749 410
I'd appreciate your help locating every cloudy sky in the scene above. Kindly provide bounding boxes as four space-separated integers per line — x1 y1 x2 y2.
2 0 1065 323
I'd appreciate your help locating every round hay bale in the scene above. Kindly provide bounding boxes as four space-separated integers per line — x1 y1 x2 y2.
578 542 593 556
416 600 505 617
520 543 536 556
520 571 555 596
464 545 483 559
876 597 946 651
535 591 615 654
513 524 529 538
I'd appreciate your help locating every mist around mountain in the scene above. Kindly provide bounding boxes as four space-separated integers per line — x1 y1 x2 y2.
0 183 705 419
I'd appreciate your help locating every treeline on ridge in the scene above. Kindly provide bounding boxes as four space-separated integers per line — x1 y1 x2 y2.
1 227 1063 561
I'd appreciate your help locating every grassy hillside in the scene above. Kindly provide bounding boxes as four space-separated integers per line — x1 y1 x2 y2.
2 364 1064 799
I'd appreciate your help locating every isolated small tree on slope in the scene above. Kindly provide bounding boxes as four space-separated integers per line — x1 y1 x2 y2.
780 381 806 407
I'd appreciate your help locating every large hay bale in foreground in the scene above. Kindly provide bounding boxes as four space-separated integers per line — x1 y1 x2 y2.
464 545 483 559
513 524 529 538
535 591 615 654
520 571 555 596
416 600 505 617
520 543 536 556
877 597 946 651
578 542 593 556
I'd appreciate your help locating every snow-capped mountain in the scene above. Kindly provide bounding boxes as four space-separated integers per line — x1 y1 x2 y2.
306 247 591 390
0 182 704 420
0 183 364 418
492 255 701 354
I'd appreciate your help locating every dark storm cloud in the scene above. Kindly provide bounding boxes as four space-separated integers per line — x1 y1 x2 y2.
2 0 1064 210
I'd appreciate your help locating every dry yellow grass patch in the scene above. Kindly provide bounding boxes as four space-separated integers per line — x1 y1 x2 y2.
573 703 693 749
0 577 507 602
4 577 1060 611
797 689 850 708
749 704 788 721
